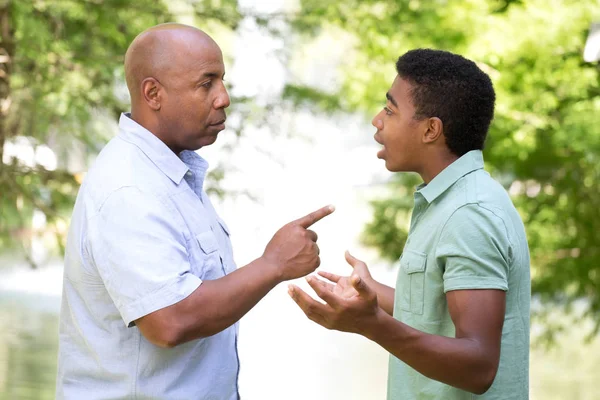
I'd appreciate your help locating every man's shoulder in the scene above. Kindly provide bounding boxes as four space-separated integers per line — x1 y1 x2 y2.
79 137 172 213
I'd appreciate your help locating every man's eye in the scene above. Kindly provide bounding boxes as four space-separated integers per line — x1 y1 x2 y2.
201 81 212 88
384 107 392 115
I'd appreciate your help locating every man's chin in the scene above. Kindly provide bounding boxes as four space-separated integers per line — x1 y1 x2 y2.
202 131 221 144
204 134 219 143
181 135 217 152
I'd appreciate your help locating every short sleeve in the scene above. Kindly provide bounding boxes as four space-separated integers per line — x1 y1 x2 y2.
436 204 511 293
87 186 201 327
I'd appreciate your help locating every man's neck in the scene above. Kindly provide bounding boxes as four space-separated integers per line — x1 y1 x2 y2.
129 110 180 155
129 109 155 134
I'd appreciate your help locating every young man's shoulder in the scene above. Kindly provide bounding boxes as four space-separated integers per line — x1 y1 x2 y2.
456 169 521 221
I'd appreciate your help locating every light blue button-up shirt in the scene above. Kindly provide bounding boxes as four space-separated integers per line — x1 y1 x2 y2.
56 114 240 399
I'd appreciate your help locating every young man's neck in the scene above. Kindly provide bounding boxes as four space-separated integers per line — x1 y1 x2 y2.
419 150 459 184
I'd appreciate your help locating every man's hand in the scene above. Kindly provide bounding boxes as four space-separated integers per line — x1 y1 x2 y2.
136 204 335 347
262 205 335 282
287 271 382 335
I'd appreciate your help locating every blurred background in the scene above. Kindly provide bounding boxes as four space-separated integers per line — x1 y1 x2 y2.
1 0 600 399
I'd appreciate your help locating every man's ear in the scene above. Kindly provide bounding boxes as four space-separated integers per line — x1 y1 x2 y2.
141 77 162 111
422 117 443 144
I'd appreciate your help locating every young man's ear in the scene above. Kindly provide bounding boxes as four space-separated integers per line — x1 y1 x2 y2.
422 117 443 144
141 77 162 111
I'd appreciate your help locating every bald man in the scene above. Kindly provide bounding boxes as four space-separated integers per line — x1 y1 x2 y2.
56 24 334 400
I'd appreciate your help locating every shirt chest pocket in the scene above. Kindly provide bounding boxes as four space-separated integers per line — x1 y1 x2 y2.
188 231 226 280
398 249 427 315
215 217 236 275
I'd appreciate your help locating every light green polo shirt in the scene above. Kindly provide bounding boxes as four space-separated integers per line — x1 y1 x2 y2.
387 150 530 400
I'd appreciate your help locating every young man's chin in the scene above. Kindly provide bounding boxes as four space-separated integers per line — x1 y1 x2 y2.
383 159 398 172
385 161 412 173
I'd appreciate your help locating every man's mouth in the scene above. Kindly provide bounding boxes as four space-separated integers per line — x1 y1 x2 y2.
210 118 226 126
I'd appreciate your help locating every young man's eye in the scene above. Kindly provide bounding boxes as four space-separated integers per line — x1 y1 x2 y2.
384 106 392 115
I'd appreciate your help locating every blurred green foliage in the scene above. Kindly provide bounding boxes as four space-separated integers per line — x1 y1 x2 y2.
292 0 600 335
0 0 170 255
0 0 243 258
1 0 600 335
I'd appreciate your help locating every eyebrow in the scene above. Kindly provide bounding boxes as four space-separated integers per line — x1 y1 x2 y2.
197 72 225 81
386 92 398 108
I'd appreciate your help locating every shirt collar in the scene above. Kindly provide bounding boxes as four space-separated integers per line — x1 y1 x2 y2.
117 113 189 185
417 150 484 203
179 150 209 193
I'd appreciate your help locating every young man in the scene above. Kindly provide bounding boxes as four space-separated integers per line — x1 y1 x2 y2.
56 24 333 400
289 49 530 399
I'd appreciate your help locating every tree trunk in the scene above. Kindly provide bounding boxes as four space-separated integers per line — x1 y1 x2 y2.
0 0 13 169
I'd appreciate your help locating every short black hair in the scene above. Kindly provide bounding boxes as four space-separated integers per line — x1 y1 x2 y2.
395 49 495 156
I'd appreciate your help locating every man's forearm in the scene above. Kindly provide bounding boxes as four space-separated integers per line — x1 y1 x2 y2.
169 257 282 344
363 310 498 394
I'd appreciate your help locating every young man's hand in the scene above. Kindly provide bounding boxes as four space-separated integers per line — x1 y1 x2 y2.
288 261 383 335
316 251 375 299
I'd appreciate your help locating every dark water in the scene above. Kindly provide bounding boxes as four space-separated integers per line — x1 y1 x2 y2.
0 291 60 400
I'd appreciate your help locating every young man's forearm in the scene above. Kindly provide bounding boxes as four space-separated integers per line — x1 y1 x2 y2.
363 310 499 395
368 279 395 315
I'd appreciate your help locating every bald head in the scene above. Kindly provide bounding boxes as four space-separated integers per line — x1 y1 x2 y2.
122 23 230 154
124 23 220 105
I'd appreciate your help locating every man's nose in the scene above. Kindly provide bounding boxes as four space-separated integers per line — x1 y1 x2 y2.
214 86 230 109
